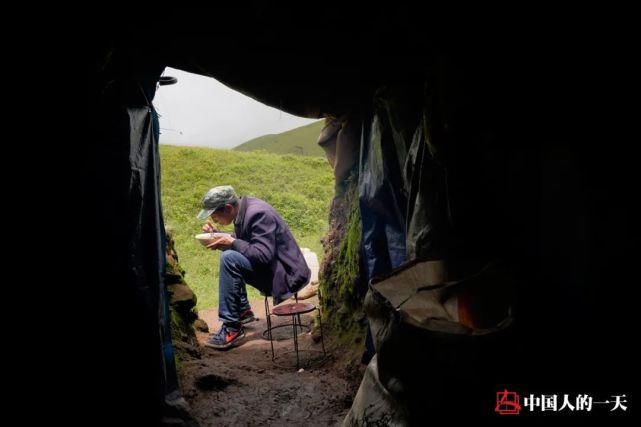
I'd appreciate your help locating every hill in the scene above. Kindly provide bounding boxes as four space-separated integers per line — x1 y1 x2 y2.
233 119 326 157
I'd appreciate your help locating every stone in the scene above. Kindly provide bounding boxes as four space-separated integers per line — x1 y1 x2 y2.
193 318 209 333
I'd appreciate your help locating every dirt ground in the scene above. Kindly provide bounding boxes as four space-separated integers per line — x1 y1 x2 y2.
179 295 365 426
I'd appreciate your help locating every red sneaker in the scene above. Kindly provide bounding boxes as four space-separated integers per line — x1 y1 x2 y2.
205 325 245 350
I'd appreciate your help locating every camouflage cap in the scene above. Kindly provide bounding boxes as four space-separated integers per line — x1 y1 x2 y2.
196 185 238 220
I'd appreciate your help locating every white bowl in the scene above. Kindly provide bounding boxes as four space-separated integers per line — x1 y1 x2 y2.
195 232 231 247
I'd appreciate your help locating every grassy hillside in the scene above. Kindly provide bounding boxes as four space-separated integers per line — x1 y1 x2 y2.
234 119 326 157
160 145 334 310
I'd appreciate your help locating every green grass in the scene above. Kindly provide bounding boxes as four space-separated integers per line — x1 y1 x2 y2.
233 120 326 157
160 145 334 310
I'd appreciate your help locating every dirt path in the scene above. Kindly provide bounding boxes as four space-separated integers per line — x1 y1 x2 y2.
179 296 364 426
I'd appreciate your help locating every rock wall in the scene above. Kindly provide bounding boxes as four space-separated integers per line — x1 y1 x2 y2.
165 228 207 363
318 176 367 348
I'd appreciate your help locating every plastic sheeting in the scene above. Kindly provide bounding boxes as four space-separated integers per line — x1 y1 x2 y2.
344 260 514 424
90 50 182 424
403 113 450 260
126 104 179 399
357 87 424 363
347 83 519 422
358 113 408 279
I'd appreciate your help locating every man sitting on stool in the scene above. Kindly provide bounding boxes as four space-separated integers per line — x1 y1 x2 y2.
197 185 310 350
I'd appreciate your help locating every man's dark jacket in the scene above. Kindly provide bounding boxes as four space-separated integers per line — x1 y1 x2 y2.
231 196 310 304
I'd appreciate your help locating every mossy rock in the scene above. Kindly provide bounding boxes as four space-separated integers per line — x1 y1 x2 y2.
165 255 185 284
319 175 367 347
193 318 209 333
165 229 200 365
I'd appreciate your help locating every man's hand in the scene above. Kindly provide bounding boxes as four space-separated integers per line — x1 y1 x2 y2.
206 234 235 251
202 222 218 233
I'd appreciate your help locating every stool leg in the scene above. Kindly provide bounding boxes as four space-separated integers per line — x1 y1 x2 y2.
295 293 304 333
292 314 300 370
265 297 274 361
294 294 301 333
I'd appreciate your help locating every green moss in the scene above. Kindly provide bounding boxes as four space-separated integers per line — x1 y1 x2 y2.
169 307 195 342
319 176 367 348
166 234 199 367
336 204 361 301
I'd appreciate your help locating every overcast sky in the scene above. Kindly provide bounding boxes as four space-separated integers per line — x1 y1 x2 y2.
153 67 319 148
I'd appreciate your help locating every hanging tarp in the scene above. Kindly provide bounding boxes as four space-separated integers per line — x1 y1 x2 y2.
403 112 451 260
89 46 187 424
346 80 520 422
126 103 179 400
358 108 408 278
